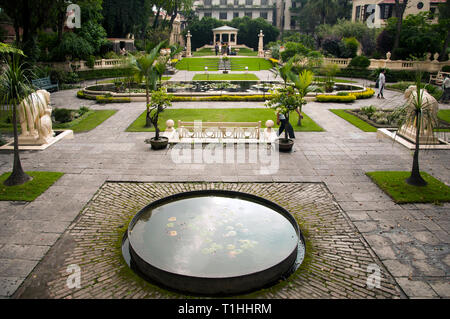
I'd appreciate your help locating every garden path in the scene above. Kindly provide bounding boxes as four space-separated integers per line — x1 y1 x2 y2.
0 81 449 299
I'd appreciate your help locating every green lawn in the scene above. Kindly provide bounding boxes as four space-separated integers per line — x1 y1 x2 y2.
54 110 117 133
192 73 259 81
366 171 450 204
438 110 450 123
0 110 117 134
175 57 272 71
126 108 324 132
329 109 378 132
0 171 64 201
192 48 258 57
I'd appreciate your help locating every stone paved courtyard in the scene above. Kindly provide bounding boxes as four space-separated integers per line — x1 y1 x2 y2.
13 182 402 299
0 83 449 298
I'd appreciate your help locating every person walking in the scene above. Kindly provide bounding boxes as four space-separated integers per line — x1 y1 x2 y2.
441 73 450 103
214 43 219 56
377 69 386 99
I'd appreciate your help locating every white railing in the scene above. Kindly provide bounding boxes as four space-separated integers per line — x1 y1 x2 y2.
40 59 127 72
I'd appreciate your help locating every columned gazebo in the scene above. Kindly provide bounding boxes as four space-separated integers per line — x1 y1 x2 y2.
212 26 238 45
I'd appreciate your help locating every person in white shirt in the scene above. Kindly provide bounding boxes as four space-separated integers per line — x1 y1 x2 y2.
441 74 450 103
377 69 386 99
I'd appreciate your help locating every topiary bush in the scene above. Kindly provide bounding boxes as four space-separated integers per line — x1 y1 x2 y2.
53 108 74 123
349 55 371 69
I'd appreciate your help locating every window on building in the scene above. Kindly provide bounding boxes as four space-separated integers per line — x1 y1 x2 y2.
219 12 228 19
380 4 393 20
260 12 268 19
204 12 212 17
429 7 436 19
245 0 253 5
204 0 212 5
245 11 252 18
220 0 227 5
233 12 240 18
355 6 361 21
290 17 296 27
261 0 268 5
234 0 239 5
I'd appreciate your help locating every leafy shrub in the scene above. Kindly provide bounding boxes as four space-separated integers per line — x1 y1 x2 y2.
361 105 377 118
280 42 312 62
322 36 341 57
86 55 96 69
53 108 74 123
50 32 94 61
340 37 359 58
442 66 450 73
349 55 370 69
77 68 134 81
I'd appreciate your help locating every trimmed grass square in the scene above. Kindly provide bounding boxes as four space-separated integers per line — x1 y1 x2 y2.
175 57 272 71
192 73 259 81
329 109 377 132
0 171 64 201
54 110 117 133
126 108 324 132
366 171 450 204
438 110 450 124
0 110 117 134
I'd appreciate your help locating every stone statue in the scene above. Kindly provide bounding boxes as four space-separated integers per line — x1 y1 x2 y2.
18 89 55 145
398 85 439 144
386 52 391 61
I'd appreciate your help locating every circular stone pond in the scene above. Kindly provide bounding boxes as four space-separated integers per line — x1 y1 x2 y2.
122 190 305 295
82 81 365 101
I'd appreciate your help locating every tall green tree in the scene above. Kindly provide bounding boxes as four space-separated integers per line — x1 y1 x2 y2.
438 0 450 61
102 0 151 38
392 0 409 59
0 45 34 186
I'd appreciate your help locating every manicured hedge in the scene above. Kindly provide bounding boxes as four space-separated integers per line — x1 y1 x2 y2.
76 68 134 81
77 90 98 100
96 96 131 103
350 88 375 99
315 94 356 103
171 95 273 102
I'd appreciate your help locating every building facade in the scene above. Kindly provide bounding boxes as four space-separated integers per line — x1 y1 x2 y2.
352 0 446 27
193 0 299 31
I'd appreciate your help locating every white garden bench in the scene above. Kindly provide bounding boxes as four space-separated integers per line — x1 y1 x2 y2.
430 71 450 85
162 120 278 144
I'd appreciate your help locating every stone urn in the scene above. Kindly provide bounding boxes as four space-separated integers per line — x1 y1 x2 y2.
275 138 294 152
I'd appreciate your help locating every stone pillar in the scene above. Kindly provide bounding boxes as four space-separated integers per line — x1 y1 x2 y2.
186 31 192 57
258 30 264 58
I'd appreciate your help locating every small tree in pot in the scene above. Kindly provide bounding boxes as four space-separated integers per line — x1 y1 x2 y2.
145 87 173 150
265 85 305 152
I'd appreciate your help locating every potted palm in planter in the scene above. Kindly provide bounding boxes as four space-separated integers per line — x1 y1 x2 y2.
129 41 166 128
265 85 305 152
145 87 173 150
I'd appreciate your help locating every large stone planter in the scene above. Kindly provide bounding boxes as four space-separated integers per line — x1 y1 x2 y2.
149 137 169 150
276 138 294 152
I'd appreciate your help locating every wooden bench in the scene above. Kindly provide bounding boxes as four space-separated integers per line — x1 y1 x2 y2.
162 120 278 144
430 71 450 86
32 76 59 92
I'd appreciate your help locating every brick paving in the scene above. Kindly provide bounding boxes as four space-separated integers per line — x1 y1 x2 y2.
0 84 449 299
14 182 403 299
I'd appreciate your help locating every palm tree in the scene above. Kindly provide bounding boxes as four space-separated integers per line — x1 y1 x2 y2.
129 41 167 127
288 70 314 126
270 56 295 88
396 74 438 186
0 46 34 186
